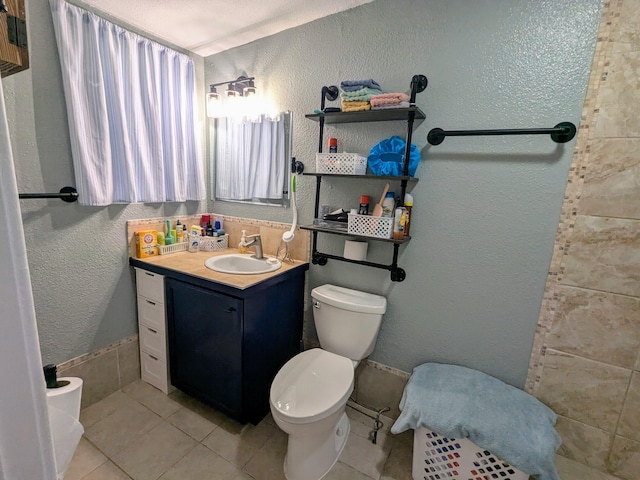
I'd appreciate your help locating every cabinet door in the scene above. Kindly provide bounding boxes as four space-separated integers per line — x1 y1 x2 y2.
165 278 243 418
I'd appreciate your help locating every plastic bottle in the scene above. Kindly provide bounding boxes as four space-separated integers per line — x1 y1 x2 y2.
238 230 248 253
328 137 338 153
381 192 395 217
403 193 413 237
358 195 370 215
393 207 407 240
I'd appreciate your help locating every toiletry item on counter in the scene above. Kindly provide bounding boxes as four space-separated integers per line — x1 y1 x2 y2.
403 193 413 237
358 195 370 215
238 230 248 253
328 137 338 153
165 220 174 245
176 226 184 243
205 223 214 236
135 230 158 258
201 214 211 230
157 231 165 245
189 226 202 253
393 207 408 240
381 191 395 217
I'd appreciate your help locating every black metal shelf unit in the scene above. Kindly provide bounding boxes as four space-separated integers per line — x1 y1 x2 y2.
301 74 427 282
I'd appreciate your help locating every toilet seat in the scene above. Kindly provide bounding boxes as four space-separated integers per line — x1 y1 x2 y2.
270 348 354 424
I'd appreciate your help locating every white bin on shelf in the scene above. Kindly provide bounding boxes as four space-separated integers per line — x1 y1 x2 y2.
413 426 528 480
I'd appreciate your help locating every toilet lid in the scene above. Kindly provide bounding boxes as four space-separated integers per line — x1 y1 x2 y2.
270 349 354 424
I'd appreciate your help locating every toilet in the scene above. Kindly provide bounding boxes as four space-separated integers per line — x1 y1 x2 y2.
269 284 387 480
46 374 84 480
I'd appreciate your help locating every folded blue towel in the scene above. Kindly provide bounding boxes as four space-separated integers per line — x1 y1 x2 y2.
391 363 561 480
340 79 382 92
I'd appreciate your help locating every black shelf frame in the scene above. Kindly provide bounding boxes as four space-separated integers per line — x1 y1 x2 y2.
303 75 427 282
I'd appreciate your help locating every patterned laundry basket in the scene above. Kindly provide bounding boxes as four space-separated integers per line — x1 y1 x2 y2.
413 427 529 480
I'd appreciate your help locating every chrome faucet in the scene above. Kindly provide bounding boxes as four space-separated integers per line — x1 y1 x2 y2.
238 233 264 259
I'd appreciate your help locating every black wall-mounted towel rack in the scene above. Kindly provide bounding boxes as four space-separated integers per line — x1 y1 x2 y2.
427 122 576 145
18 186 78 203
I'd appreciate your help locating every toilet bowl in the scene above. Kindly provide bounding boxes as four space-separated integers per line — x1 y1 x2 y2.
269 284 387 480
46 376 84 480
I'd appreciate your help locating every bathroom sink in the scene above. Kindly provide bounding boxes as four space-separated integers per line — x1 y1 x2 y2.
205 254 282 275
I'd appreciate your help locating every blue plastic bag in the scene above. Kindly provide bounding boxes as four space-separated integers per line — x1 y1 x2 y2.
368 136 420 177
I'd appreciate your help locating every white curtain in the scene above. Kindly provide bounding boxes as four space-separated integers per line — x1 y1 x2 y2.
49 0 205 206
215 114 285 201
0 78 57 479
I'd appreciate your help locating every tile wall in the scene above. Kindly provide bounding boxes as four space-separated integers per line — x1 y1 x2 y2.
526 1 640 479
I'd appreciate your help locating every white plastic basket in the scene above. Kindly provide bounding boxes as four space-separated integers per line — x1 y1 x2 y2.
413 427 528 480
198 234 229 252
158 242 188 255
347 213 393 239
316 152 367 175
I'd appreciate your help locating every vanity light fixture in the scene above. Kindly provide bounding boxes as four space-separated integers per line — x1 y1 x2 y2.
207 75 257 117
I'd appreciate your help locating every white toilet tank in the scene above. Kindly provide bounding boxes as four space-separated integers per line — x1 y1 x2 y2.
311 284 387 361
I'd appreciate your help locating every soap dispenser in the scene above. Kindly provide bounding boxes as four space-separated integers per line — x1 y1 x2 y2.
239 230 248 253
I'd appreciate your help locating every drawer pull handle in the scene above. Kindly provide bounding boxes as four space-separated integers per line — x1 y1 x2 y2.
148 354 158 361
225 307 236 313
144 272 154 277
147 327 158 334
146 300 156 306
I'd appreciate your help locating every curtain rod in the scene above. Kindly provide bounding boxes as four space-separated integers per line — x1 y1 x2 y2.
427 122 576 145
18 186 78 203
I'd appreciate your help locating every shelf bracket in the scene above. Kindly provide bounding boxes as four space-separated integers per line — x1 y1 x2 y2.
311 249 407 282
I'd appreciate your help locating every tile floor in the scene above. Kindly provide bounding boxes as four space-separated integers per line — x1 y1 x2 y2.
66 380 412 480
65 380 616 480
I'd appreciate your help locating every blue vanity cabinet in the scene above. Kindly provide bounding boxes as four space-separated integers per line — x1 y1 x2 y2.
153 263 308 425
165 278 243 419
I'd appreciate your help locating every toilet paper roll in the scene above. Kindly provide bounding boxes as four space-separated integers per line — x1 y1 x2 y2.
343 240 368 261
47 377 83 420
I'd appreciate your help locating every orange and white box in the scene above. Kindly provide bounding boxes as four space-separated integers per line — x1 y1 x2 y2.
135 230 158 258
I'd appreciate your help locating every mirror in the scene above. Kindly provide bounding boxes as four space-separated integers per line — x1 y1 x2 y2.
209 111 292 207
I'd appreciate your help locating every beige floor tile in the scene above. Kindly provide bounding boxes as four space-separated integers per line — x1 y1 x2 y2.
167 406 218 441
168 389 228 425
380 439 413 480
202 420 276 468
241 428 288 480
339 429 393 479
82 460 131 479
159 443 243 480
203 419 277 468
111 421 196 480
80 391 141 429
122 380 181 418
84 400 162 457
324 461 376 480
64 437 108 480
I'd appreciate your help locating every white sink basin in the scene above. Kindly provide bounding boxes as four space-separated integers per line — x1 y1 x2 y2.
205 254 282 275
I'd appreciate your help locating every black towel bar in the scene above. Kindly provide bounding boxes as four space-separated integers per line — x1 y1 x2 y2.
18 186 78 203
427 122 576 145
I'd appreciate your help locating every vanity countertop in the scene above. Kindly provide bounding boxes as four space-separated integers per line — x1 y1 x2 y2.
129 249 308 290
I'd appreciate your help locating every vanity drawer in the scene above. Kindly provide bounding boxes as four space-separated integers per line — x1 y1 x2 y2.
135 268 164 303
137 295 165 332
139 322 167 361
140 350 169 394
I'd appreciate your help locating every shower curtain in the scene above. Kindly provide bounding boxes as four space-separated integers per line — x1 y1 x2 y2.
0 79 56 478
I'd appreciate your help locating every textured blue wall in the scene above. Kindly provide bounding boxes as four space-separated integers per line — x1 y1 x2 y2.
205 0 602 387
